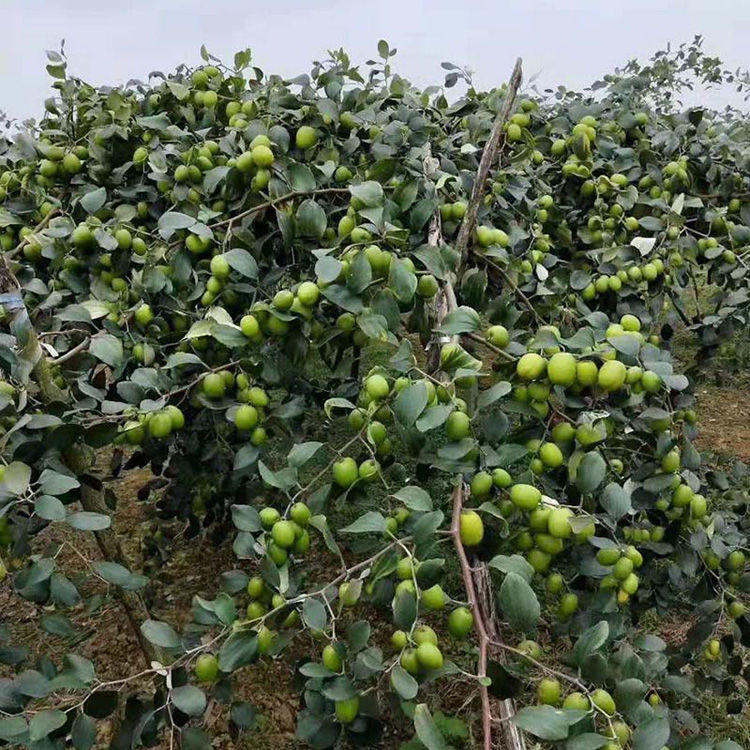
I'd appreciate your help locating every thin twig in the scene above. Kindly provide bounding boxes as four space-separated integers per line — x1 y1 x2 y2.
208 188 350 230
473 249 543 325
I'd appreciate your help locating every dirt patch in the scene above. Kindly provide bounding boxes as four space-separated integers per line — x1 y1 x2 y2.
695 377 750 461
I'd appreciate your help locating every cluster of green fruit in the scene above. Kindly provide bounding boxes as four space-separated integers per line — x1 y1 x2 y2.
695 236 739 266
535 678 630 749
580 258 667 301
392 622 450 678
118 404 184 445
595 546 643 605
188 370 270 444
438 200 467 225
257 502 313 567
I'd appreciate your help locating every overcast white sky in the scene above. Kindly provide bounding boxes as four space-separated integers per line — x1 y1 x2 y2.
3 0 749 122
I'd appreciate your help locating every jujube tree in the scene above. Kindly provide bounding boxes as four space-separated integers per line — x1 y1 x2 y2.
0 37 749 750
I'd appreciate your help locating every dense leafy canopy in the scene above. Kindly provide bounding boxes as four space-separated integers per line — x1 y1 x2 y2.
0 37 749 749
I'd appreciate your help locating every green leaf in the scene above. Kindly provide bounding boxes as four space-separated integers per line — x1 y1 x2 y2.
172 685 207 716
393 485 432 511
80 187 107 214
2 461 31 495
93 561 147 590
224 248 258 278
158 211 196 238
391 665 418 700
514 705 586 741
601 482 631 521
498 572 540 633
296 199 327 238
394 382 428 426
302 598 327 631
230 506 262 534
219 631 258 672
347 621 371 652
29 709 66 742
309 515 341 557
0 717 27 743
488 554 535 582
388 258 417 302
181 727 212 750
35 494 66 521
576 451 606 494
348 250 373 294
416 404 453 432
288 163 316 191
393 590 417 631
438 306 481 334
477 381 511 408
287 441 324 468
613 678 646 712
341 512 387 534
66 512 111 531
571 621 609 666
140 619 180 649
566 733 609 750
90 334 124 367
632 717 670 750
349 181 384 207
315 256 343 283
413 704 449 750
230 701 257 729
38 469 80 496
41 613 76 638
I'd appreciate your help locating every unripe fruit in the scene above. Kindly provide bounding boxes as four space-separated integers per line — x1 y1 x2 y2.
546 573 564 594
459 510 484 546
547 508 573 538
194 654 219 683
295 126 318 149
563 692 590 710
416 642 444 670
322 644 342 672
448 606 474 637
598 360 627 391
202 372 226 398
421 584 446 611
414 625 438 645
537 678 562 706
235 404 259 431
492 468 512 488
338 582 360 607
516 353 547 380
445 411 471 441
332 457 358 488
486 325 510 348
510 484 541 511
470 471 493 498
539 442 564 468
335 696 359 724
271 520 296 549
547 352 577 387
591 689 616 716
365 374 390 400
558 592 578 618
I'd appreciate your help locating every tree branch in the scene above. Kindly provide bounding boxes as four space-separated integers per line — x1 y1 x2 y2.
450 484 493 750
454 59 523 270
